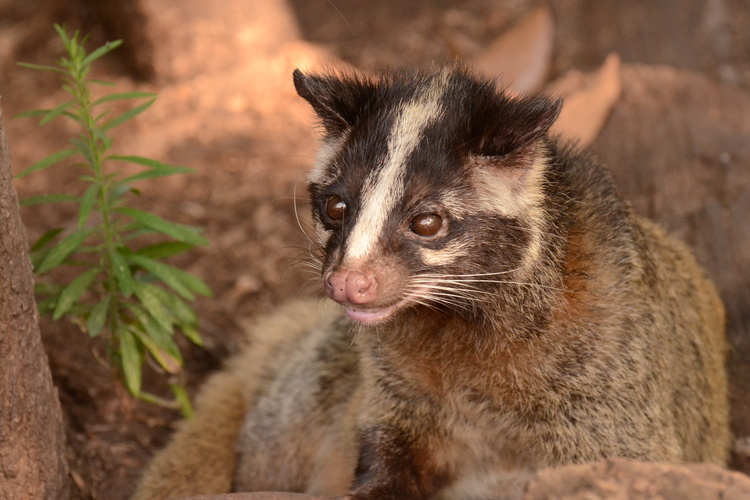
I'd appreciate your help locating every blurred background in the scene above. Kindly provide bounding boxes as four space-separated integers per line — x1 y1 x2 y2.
0 1 748 498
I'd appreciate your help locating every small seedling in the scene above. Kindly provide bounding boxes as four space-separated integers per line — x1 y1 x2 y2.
16 24 211 416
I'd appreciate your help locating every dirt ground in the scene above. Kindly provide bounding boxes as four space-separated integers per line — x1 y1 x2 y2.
1 0 749 499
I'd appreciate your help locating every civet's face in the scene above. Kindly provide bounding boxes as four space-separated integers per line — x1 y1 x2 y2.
294 67 560 324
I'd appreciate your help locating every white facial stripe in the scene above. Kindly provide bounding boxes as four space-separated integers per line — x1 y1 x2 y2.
345 76 447 261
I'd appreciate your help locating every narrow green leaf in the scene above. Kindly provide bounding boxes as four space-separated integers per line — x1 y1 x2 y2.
36 229 91 275
93 127 112 150
89 79 117 87
17 61 66 74
15 148 77 179
69 138 94 164
30 248 51 270
13 109 52 119
135 283 202 346
72 243 102 254
180 324 204 347
116 207 208 246
131 325 182 374
125 303 177 368
86 295 111 337
121 226 154 243
120 169 188 184
126 254 194 300
137 241 193 260
126 302 170 337
111 155 193 184
102 98 155 132
110 248 134 297
93 91 156 106
112 187 142 205
118 168 192 185
52 268 99 320
35 282 65 296
78 184 99 229
136 257 211 298
132 282 172 333
119 327 142 396
40 99 75 125
81 39 123 67
170 385 194 418
171 268 212 297
67 302 91 318
94 110 111 124
20 193 78 206
143 284 198 327
106 183 131 204
31 228 64 252
101 171 120 185
109 155 192 173
53 23 70 43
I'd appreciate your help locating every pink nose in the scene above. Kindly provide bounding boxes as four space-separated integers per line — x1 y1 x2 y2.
325 269 378 305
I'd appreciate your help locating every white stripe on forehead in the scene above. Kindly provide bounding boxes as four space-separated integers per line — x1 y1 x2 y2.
345 73 448 261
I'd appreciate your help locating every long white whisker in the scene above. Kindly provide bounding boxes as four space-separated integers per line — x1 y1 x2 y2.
404 288 476 312
410 274 571 295
293 182 317 248
402 294 442 312
408 283 496 298
414 268 524 279
411 289 478 302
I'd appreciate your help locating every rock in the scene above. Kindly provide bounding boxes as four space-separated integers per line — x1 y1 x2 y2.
181 493 325 500
524 458 750 500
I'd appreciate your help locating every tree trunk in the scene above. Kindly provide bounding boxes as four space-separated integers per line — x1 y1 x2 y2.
0 102 71 498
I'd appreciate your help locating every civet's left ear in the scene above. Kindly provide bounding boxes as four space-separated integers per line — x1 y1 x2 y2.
293 69 378 137
474 95 563 157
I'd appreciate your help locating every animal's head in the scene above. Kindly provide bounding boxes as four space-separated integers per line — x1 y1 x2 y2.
294 67 562 325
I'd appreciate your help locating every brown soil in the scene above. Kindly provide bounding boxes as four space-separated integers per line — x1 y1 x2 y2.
0 1 748 499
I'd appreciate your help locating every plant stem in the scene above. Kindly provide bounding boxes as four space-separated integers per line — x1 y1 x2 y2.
67 36 121 343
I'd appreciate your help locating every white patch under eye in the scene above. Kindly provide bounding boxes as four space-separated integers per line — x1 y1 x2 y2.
345 71 450 262
313 219 332 247
419 241 471 267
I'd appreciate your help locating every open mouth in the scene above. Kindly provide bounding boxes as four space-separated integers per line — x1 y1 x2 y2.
342 285 432 324
344 301 402 324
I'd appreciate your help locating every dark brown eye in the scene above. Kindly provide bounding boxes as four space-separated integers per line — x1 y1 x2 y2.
326 195 346 221
410 213 443 237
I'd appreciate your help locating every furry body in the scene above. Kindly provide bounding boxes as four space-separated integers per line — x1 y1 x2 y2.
132 67 729 500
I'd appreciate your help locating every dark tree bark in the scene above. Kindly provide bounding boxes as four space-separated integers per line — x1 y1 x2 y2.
0 102 71 499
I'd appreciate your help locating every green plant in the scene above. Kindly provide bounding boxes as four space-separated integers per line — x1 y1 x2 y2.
16 24 211 415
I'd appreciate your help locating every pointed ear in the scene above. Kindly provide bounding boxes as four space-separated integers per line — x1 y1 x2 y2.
476 96 562 157
293 69 377 137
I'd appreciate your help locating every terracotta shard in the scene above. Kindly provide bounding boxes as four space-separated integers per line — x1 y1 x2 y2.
548 53 623 147
471 7 555 95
